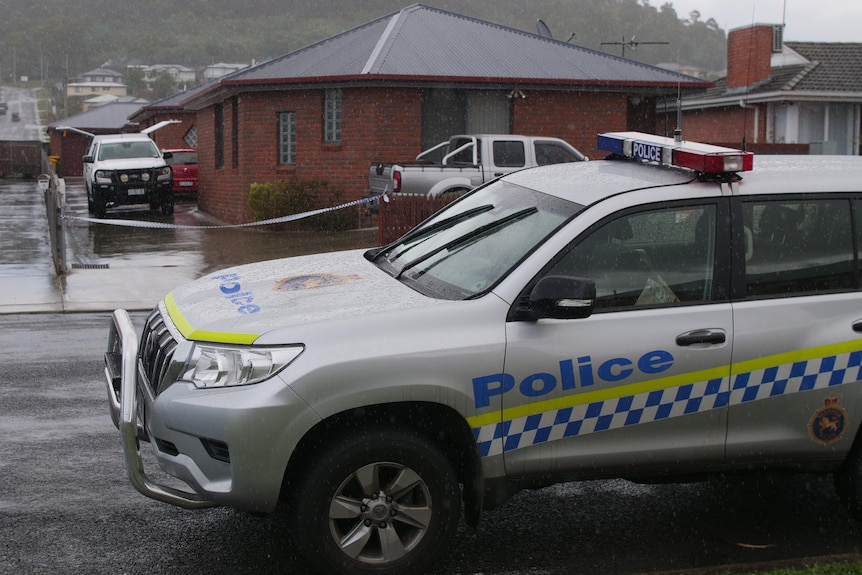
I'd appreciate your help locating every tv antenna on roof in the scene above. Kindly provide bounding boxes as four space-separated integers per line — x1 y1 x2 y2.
537 19 576 42
601 35 668 57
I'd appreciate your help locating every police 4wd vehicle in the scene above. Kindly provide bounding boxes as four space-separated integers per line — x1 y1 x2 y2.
106 132 862 575
83 133 174 218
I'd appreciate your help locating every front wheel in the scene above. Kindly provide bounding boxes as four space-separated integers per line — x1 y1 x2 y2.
160 194 174 215
93 193 107 218
289 427 461 575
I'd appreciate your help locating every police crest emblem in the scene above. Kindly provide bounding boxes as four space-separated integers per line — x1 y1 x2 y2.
808 396 848 446
275 274 360 291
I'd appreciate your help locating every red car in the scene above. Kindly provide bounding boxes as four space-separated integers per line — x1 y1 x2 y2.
162 148 198 195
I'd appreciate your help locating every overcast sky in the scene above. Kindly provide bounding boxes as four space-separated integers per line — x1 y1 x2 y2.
666 0 862 42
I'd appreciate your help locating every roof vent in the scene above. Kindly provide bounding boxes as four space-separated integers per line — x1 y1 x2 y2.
772 24 784 53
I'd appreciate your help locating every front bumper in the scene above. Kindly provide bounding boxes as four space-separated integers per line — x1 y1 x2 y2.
93 181 171 206
105 309 319 513
105 309 217 509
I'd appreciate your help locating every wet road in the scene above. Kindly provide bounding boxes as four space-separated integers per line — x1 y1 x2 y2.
0 86 42 142
1 311 861 574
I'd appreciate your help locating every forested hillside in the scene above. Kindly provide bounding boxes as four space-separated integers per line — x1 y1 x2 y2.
0 0 727 85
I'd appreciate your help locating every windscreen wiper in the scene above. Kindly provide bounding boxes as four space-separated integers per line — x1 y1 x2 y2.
371 204 495 263
396 207 538 279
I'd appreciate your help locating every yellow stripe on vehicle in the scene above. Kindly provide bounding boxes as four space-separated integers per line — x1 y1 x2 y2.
469 340 862 457
164 292 261 345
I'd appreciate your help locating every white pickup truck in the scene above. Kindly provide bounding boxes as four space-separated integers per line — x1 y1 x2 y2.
369 134 587 199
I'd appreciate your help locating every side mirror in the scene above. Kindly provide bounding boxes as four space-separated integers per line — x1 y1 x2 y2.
512 275 596 321
162 151 173 159
82 155 94 163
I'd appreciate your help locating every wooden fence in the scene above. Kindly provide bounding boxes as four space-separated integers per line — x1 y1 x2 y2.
377 193 455 245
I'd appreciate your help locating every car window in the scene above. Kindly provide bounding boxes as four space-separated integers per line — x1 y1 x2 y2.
534 141 579 165
492 141 526 167
448 137 479 165
547 204 717 310
166 151 198 165
743 199 855 298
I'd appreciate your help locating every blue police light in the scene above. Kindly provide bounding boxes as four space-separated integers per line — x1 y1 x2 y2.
597 132 753 174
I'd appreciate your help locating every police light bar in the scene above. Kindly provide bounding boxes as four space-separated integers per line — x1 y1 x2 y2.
597 131 753 174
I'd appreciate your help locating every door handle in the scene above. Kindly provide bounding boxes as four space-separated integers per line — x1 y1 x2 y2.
676 329 726 346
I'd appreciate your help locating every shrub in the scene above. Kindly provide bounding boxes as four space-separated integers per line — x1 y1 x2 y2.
248 178 355 231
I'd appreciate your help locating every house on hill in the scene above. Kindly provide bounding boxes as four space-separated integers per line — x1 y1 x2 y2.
659 24 862 155
132 3 711 225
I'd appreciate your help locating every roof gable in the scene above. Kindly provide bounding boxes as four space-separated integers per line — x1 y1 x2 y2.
225 4 704 88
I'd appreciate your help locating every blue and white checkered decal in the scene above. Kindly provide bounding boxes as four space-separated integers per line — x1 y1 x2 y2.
471 349 862 457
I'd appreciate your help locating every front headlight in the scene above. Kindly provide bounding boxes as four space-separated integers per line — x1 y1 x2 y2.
157 166 172 181
181 344 304 389
95 170 113 183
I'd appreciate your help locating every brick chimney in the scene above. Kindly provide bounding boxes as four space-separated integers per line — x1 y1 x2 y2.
727 25 777 90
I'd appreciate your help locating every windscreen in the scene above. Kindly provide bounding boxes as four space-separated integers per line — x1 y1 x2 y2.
98 140 160 160
371 180 580 299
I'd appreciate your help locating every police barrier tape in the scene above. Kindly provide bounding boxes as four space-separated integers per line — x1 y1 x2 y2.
60 192 388 230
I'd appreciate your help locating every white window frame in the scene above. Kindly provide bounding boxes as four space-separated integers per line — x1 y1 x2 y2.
324 89 342 143
278 111 296 165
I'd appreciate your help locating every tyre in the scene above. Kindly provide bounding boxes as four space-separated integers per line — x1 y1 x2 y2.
834 437 862 521
289 427 461 575
160 195 174 215
94 194 107 218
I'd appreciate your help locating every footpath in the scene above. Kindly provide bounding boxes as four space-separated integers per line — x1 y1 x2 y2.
0 178 200 314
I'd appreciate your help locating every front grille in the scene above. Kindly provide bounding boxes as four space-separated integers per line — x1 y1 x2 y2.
140 307 178 395
113 169 151 184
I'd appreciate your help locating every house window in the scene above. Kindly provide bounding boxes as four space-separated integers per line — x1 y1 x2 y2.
184 126 198 148
323 89 342 143
279 111 297 165
232 98 239 168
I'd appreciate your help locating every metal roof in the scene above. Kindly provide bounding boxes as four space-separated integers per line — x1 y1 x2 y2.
219 4 706 89
48 102 147 131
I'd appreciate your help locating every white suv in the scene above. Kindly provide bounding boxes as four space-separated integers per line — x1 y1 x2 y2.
106 132 862 575
83 133 173 218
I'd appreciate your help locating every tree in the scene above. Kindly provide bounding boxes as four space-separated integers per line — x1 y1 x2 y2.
125 67 148 98
151 71 176 100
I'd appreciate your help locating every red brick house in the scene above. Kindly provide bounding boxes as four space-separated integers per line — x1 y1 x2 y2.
658 24 862 155
135 4 709 225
